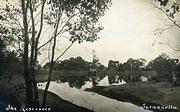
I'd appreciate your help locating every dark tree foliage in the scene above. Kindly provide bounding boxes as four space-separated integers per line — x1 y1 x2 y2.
155 0 169 6
43 56 107 72
59 75 89 89
107 60 119 71
146 53 178 80
5 51 23 73
155 0 179 18
43 56 106 71
58 57 90 71
107 58 146 72
121 58 146 72
0 38 7 74
44 0 112 44
0 38 22 74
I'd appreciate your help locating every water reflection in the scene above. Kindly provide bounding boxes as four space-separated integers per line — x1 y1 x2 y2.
57 75 89 89
55 75 127 89
97 76 126 86
38 81 151 112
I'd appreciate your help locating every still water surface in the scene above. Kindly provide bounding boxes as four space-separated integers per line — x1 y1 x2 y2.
38 76 152 112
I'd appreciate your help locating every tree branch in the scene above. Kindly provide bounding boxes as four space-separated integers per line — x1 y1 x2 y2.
36 0 46 42
37 13 78 50
155 24 176 36
39 41 75 65
56 13 79 36
166 37 180 51
55 41 75 62
42 3 62 106
152 2 180 30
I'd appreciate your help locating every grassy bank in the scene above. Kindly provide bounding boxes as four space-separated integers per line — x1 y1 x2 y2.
86 82 180 112
38 90 93 112
0 75 93 112
0 88 93 112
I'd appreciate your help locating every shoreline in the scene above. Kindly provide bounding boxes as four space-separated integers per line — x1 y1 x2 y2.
38 90 94 112
86 82 180 112
0 84 94 112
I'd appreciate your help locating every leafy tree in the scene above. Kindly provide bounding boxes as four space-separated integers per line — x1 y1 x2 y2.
97 64 106 71
0 0 111 106
0 38 22 75
5 50 23 74
44 56 105 71
123 58 146 71
146 53 178 80
46 57 90 71
107 60 119 71
42 0 112 106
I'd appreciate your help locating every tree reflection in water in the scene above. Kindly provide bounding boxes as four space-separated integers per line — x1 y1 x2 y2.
55 72 126 89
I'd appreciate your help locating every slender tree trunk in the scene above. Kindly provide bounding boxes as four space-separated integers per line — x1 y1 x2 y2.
42 37 56 106
29 0 39 106
32 0 46 106
42 14 61 106
21 0 33 106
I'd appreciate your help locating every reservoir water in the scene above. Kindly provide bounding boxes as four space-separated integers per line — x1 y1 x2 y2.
38 76 152 112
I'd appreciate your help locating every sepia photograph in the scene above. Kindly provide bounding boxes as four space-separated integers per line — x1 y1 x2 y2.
0 0 180 112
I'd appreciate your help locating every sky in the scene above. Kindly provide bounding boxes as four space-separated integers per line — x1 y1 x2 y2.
39 0 180 66
1 0 180 66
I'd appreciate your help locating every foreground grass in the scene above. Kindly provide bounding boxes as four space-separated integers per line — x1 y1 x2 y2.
86 82 180 112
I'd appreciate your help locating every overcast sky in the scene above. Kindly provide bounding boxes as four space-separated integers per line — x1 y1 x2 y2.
39 0 180 66
3 0 179 66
